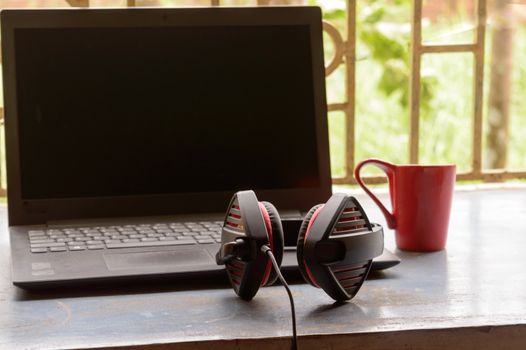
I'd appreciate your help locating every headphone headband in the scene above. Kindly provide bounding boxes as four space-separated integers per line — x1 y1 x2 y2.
323 224 384 265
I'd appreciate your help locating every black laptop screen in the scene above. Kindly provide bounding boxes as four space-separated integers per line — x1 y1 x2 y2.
14 25 320 200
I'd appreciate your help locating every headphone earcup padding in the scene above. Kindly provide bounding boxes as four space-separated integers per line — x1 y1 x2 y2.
297 204 324 286
261 201 284 286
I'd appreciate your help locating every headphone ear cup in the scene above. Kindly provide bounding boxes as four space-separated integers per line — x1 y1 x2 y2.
298 194 384 301
296 204 324 287
220 191 273 300
260 201 284 286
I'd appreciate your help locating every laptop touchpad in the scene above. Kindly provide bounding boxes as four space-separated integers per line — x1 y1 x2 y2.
103 248 214 271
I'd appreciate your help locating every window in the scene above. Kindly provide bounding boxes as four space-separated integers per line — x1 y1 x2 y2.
0 0 524 196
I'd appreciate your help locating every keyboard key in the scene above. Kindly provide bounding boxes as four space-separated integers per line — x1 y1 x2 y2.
31 242 66 248
182 232 199 236
140 237 158 242
28 230 46 237
50 246 67 252
173 228 190 233
101 229 118 234
31 247 48 253
153 224 169 229
147 233 163 238
111 235 128 240
106 240 196 249
165 232 182 237
155 230 174 235
56 238 73 243
177 236 195 240
197 239 215 244
87 245 104 250
66 233 84 238
29 239 55 244
159 236 175 241
86 240 103 245
119 229 136 234
122 238 140 243
64 229 81 233
69 245 86 251
104 239 123 244
86 232 101 237
85 230 100 234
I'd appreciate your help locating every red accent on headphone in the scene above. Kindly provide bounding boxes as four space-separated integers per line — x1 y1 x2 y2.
258 202 273 286
303 205 323 288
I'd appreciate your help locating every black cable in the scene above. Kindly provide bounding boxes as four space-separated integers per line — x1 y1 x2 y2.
261 245 298 350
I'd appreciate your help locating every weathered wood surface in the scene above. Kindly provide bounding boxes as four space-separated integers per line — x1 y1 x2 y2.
1 189 526 349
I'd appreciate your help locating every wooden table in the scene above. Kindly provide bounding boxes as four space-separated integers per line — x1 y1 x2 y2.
1 188 526 349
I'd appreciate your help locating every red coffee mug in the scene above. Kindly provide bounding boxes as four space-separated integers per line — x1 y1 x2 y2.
354 159 456 252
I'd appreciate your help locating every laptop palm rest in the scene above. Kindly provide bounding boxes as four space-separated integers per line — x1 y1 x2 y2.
104 248 215 271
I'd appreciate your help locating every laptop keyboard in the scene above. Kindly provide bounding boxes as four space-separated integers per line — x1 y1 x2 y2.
28 221 223 253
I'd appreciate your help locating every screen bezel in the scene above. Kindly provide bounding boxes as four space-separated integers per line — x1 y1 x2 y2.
1 6 332 226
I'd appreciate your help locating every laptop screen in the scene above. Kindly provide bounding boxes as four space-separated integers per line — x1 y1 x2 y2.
14 25 319 200
2 7 331 224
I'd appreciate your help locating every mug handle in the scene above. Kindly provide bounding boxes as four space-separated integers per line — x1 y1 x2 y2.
354 158 397 229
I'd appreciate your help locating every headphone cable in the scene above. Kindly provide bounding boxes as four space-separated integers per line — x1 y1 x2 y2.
261 245 298 350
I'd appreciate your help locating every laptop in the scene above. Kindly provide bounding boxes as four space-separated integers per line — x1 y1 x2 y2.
1 6 399 288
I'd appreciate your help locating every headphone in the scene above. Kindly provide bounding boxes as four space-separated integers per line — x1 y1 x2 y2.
216 190 384 301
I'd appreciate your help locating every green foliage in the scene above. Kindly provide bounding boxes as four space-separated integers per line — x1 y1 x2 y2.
321 0 526 179
357 0 437 112
508 22 526 170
